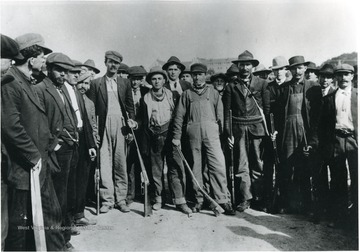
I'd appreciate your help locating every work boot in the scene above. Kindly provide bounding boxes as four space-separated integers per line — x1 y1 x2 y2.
64 242 76 251
176 204 192 215
191 203 203 213
220 203 236 215
71 224 80 236
75 217 97 226
100 205 113 214
236 200 250 212
116 202 130 213
152 202 162 211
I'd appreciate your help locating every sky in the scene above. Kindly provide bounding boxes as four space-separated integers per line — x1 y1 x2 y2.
1 0 358 74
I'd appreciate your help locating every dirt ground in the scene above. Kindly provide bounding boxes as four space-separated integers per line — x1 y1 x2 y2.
71 201 358 251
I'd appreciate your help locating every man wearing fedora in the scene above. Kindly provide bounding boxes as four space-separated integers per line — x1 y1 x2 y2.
88 51 137 214
316 64 357 229
2 34 65 251
172 63 235 215
223 50 270 212
270 55 322 215
81 59 100 80
252 64 272 81
305 62 319 82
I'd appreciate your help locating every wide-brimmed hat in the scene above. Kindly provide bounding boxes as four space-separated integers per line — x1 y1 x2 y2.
306 62 319 73
128 66 147 77
162 56 185 71
191 63 207 73
105 50 123 63
146 66 168 83
288 56 310 68
232 50 259 67
210 73 227 82
318 64 334 76
334 64 354 74
46 52 74 70
272 56 288 70
253 64 271 74
1 34 24 60
77 72 92 83
15 33 52 55
118 63 129 74
83 59 100 74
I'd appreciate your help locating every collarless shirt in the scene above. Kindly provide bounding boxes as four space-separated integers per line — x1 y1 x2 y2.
335 86 353 130
64 81 83 128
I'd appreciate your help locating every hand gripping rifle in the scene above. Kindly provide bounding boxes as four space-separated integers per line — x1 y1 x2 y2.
269 113 280 211
228 110 235 206
95 116 100 215
176 146 224 216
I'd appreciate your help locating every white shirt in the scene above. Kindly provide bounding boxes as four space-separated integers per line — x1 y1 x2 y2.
321 86 331 97
335 86 354 130
64 82 83 128
169 80 183 96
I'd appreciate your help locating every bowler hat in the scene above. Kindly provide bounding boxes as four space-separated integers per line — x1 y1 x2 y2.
272 56 288 70
306 62 319 73
46 52 74 70
226 64 239 76
334 64 354 74
15 33 52 55
77 72 92 83
1 34 24 60
191 63 207 73
105 50 123 63
128 66 147 77
319 64 334 76
69 60 83 72
253 64 271 74
83 59 100 74
288 56 309 68
232 50 259 67
210 73 227 83
162 56 185 71
146 66 168 83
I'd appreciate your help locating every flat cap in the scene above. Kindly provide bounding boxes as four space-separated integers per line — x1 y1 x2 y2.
334 64 354 74
105 50 123 63
46 52 75 70
15 33 52 55
128 66 147 77
1 34 24 60
191 63 207 73
118 63 129 73
70 59 83 72
83 59 100 74
146 66 168 83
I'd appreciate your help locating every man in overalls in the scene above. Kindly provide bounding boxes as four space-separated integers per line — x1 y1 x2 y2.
172 63 235 215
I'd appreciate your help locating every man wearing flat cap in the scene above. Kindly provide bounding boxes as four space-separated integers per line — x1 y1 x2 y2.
118 62 129 79
2 34 65 251
172 63 235 215
223 50 270 212
316 64 357 228
35 52 81 251
318 64 336 97
270 55 322 215
88 50 137 214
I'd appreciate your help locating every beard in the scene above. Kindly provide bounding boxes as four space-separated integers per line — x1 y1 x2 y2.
49 72 65 87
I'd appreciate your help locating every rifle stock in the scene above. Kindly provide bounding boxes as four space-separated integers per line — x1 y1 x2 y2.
228 110 235 206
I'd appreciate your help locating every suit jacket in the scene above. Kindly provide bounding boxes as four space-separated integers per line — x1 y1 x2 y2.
164 79 191 105
270 78 322 147
87 75 135 146
1 66 57 190
223 74 270 137
83 94 98 145
317 88 358 160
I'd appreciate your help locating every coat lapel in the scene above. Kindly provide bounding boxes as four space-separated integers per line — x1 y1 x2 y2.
45 80 65 116
99 76 108 108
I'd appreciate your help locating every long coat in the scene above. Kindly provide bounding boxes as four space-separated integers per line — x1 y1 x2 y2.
317 88 358 160
87 75 135 146
1 67 57 190
223 74 270 138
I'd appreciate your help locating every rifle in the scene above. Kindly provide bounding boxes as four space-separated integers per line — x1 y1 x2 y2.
303 128 316 214
269 113 280 212
175 146 224 216
30 162 47 251
228 109 235 206
95 116 100 215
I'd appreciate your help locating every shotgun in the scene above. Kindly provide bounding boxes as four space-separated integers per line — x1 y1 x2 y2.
228 109 235 206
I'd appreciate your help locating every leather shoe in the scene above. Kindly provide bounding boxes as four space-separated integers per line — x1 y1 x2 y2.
100 205 113 214
71 224 80 236
220 203 236 215
116 203 130 213
64 242 76 251
236 200 250 212
191 203 203 213
176 204 192 215
75 217 97 226
152 202 162 211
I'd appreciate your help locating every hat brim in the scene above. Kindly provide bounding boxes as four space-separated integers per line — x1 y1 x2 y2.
288 61 310 68
232 59 259 67
39 45 52 55
162 61 185 71
82 64 100 74
271 65 289 70
50 62 74 71
146 71 168 83
334 70 354 74
210 74 227 82
106 55 122 64
253 70 272 74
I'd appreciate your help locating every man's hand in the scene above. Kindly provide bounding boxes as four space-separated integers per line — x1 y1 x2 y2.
54 144 62 151
32 158 42 172
172 139 181 148
89 148 97 161
303 145 312 157
127 119 138 129
228 136 234 149
126 133 134 143
270 131 278 142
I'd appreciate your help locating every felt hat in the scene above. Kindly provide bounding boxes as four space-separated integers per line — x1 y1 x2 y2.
226 63 239 76
210 73 227 82
46 52 74 70
146 66 168 83
83 59 100 74
272 56 288 70
306 62 319 73
232 50 259 67
1 34 24 60
288 56 310 68
191 63 207 73
128 66 147 77
105 50 123 63
77 72 92 83
318 64 334 76
162 56 185 71
253 64 271 74
15 33 52 55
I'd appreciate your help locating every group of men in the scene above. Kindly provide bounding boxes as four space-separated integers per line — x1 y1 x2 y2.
1 32 358 251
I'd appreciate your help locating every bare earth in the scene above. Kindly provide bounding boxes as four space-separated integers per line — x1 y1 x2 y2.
71 202 358 251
